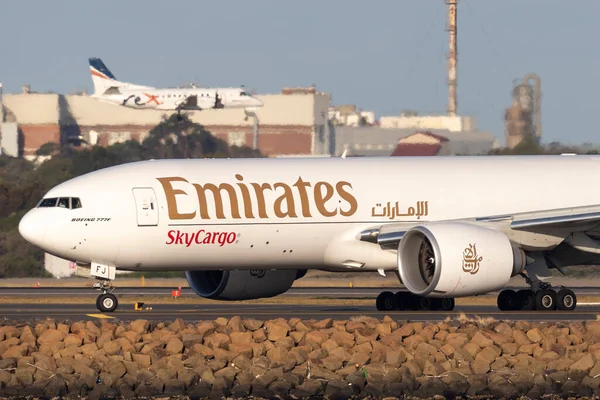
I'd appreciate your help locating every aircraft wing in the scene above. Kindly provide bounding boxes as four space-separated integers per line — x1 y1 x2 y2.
475 204 600 230
176 94 220 111
359 203 600 249
175 95 200 110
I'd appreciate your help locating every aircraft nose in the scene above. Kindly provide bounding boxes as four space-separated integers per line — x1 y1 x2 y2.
18 210 46 247
254 97 264 107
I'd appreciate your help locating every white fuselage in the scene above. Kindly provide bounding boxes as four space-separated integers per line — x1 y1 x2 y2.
18 156 600 273
93 87 263 111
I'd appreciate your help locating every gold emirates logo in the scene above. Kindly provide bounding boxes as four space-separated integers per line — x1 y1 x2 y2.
462 243 483 274
157 175 359 220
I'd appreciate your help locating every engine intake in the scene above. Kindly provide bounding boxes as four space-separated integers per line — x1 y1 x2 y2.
185 269 299 301
397 222 526 297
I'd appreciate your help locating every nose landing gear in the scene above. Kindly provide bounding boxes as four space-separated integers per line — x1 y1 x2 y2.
93 278 118 313
89 263 119 313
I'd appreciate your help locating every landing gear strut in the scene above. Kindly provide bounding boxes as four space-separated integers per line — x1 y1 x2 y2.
376 291 455 311
93 278 118 313
497 276 577 311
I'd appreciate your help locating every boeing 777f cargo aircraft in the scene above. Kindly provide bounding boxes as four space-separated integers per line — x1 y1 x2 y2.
18 155 600 313
88 57 263 114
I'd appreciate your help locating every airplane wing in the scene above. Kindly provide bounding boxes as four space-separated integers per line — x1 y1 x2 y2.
176 94 222 111
175 95 200 110
359 203 600 249
477 204 600 230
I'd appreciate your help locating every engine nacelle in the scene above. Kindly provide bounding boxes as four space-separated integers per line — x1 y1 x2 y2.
398 222 526 297
185 269 301 301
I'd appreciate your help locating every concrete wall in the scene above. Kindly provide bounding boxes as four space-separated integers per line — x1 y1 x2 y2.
380 115 477 132
0 122 19 157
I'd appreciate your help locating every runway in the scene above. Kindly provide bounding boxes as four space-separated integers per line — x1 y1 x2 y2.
3 286 600 297
1 303 600 322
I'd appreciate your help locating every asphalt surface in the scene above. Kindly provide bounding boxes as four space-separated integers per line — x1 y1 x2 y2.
3 286 600 297
1 302 600 322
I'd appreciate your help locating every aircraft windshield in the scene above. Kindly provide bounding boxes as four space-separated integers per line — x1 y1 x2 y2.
240 91 250 96
37 197 82 209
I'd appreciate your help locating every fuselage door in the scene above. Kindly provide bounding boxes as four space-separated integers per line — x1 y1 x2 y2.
132 188 159 226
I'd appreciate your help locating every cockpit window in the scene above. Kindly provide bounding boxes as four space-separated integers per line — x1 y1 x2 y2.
37 197 82 209
240 91 249 96
38 198 57 207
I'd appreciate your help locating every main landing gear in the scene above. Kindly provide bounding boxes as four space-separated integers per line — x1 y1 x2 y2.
497 283 576 311
93 278 118 313
376 291 455 311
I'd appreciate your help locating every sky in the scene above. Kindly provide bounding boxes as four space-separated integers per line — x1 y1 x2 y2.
1 0 599 145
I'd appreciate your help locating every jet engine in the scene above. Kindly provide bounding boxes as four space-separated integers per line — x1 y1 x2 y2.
185 269 304 301
397 222 527 298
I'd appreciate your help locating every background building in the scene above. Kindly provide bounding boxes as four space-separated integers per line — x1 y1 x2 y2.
333 113 499 157
0 85 332 159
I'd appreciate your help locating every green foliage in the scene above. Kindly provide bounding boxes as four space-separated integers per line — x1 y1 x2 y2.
0 113 262 278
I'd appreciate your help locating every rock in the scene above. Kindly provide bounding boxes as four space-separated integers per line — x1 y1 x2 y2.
230 331 253 344
266 323 289 342
205 332 231 349
312 318 333 329
242 319 263 331
570 353 595 372
292 379 324 397
165 337 184 355
305 331 328 346
527 327 544 343
2 345 27 359
37 329 65 345
167 318 186 333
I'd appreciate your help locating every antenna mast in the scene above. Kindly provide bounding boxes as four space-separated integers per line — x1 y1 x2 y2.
446 0 458 117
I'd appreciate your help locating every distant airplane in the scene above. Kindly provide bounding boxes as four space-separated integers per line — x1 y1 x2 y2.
88 57 263 114
17 154 597 314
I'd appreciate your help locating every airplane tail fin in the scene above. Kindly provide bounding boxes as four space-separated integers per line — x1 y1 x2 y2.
89 57 122 96
89 57 154 96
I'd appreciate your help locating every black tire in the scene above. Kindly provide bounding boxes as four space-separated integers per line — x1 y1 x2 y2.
393 292 408 311
417 296 432 310
518 289 535 310
534 289 556 311
400 293 417 311
556 288 577 311
497 289 521 311
440 297 455 311
376 291 395 311
97 293 118 313
429 298 442 311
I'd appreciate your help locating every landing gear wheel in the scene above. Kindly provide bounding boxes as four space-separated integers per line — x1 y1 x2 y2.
96 293 118 313
439 297 455 311
518 289 535 310
556 288 577 311
393 292 408 311
376 291 396 311
497 289 521 311
417 297 433 310
534 289 556 311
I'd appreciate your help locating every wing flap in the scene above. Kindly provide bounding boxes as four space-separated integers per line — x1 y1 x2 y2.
478 204 600 230
358 204 600 248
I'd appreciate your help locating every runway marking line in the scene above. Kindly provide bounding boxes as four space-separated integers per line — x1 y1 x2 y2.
85 313 115 319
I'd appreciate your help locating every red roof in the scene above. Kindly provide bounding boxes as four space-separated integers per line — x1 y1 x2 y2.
391 143 441 156
407 131 450 142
